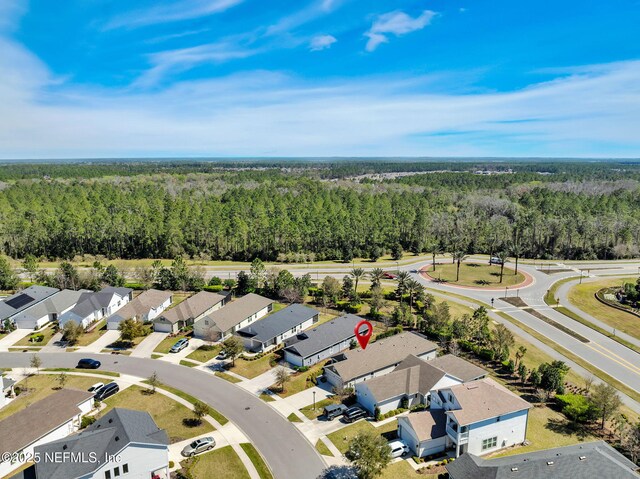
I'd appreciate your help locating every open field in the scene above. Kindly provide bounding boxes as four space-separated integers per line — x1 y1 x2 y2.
426 262 526 288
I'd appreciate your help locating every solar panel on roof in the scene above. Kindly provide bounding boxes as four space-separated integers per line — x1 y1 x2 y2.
5 294 34 309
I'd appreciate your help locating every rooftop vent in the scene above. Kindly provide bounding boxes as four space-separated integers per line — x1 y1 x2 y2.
547 461 554 466
579 456 587 461
62 445 67 450
115 436 119 442
108 418 113 423
511 467 518 472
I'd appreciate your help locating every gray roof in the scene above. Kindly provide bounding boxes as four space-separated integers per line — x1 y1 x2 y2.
402 409 448 441
157 291 227 324
236 304 319 343
100 286 133 298
428 354 487 382
446 441 640 479
59 287 130 325
35 408 169 479
198 293 274 332
107 289 172 323
12 289 86 325
325 332 438 383
0 286 59 321
1 375 15 391
0 389 94 455
284 314 360 359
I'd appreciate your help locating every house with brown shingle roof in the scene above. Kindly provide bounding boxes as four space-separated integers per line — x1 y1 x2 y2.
398 377 531 459
0 389 94 478
106 289 173 330
153 291 229 333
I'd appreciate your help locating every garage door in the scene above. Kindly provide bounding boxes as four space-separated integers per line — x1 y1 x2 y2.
154 322 173 333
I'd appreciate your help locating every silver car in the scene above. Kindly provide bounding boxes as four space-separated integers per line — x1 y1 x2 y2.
181 436 216 457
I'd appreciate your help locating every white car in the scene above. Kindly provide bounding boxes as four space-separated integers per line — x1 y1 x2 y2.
88 382 105 393
388 440 409 458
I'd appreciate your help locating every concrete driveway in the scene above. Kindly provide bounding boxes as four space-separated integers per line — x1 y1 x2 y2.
0 329 32 351
78 329 120 353
131 332 167 358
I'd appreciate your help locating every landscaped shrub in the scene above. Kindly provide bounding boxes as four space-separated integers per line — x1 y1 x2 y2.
29 334 44 343
377 408 408 421
80 416 97 429
556 393 597 423
477 348 494 361
345 302 362 314
203 285 224 292
124 282 145 290
375 326 403 341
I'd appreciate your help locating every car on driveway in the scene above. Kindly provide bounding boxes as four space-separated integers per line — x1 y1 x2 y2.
323 403 348 421
181 436 216 457
94 382 119 401
88 382 104 393
342 406 368 423
216 350 227 360
169 338 189 353
388 440 409 458
77 358 101 369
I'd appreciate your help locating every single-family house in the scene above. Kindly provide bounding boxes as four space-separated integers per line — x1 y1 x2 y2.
58 287 133 329
153 291 229 333
0 375 15 409
323 332 438 389
0 389 94 478
236 304 320 352
12 290 87 330
446 441 640 479
398 378 531 458
193 293 273 341
106 289 173 330
355 354 486 415
0 286 59 327
32 408 170 479
283 314 361 367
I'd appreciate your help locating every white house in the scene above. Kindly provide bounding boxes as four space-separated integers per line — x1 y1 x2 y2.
0 389 94 478
323 332 438 389
153 291 229 333
398 378 531 458
193 293 273 341
58 287 133 329
106 289 173 330
33 408 170 479
12 289 87 330
0 286 59 327
0 375 15 409
283 314 361 368
355 354 486 415
235 304 320 352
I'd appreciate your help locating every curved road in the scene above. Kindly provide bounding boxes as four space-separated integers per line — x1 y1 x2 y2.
0 352 326 479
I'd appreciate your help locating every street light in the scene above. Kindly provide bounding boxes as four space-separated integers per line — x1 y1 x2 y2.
505 286 508 298
313 391 316 411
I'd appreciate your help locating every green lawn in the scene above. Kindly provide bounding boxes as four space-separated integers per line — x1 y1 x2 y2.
75 320 107 347
427 262 526 288
228 353 276 379
153 332 190 354
180 360 198 367
215 371 242 383
13 325 57 347
42 368 120 377
187 345 221 362
147 381 228 426
0 374 97 421
181 445 250 479
300 398 338 420
327 420 397 454
273 361 326 398
315 439 333 457
101 385 214 443
287 412 302 422
567 277 639 339
379 460 422 479
240 443 274 479
259 393 275 402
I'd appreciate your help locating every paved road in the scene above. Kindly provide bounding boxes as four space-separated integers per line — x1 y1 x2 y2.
0 352 326 479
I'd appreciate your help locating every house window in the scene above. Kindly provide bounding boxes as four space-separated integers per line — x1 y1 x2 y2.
114 466 120 477
105 472 111 479
205 320 209 325
122 464 129 473
482 437 497 450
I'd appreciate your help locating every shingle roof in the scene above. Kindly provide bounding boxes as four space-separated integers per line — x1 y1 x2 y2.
12 289 86 325
447 378 531 426
157 291 227 324
427 354 487 382
402 409 448 442
35 408 169 479
198 293 273 332
236 304 319 343
325 332 438 383
0 286 59 320
0 389 94 455
446 441 640 479
361 357 446 401
283 314 360 359
107 289 172 323
99 286 133 298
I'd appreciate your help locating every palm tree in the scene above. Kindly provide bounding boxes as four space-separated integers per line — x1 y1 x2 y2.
350 267 365 297
452 250 468 282
497 250 509 283
405 279 424 318
510 241 523 275
369 268 385 289
427 242 442 272
396 271 410 303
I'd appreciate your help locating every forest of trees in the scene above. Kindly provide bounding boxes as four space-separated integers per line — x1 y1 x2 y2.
0 160 639 262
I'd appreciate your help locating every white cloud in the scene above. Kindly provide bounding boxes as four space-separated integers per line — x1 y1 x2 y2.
309 35 337 51
365 10 437 52
104 0 243 30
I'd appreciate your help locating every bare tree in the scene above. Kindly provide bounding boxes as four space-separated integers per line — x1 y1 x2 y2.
274 365 291 393
30 353 42 375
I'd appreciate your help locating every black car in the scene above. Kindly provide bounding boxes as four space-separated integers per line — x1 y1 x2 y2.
94 382 119 401
342 406 368 423
323 404 348 421
77 358 101 369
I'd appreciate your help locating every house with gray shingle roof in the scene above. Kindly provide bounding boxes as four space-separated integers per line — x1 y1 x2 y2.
153 290 229 333
106 289 172 330
12 289 87 330
283 314 360 367
58 286 133 329
32 408 169 479
446 441 639 479
0 286 59 327
236 304 320 352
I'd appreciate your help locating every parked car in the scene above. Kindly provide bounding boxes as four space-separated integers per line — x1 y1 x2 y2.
342 406 368 423
388 440 409 458
181 436 216 457
216 350 228 360
87 382 104 393
169 338 189 353
94 382 120 401
323 403 348 421
489 256 505 265
77 358 101 369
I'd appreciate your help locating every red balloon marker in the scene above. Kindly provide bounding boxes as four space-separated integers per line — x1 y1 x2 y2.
354 320 373 350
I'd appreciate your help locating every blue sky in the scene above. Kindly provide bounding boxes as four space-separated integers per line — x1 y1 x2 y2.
1 0 639 158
